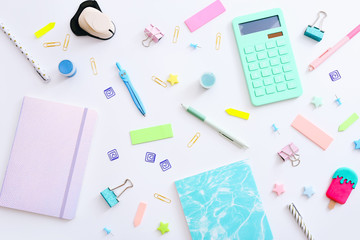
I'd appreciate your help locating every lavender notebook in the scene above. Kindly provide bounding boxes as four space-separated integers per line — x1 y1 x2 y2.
0 97 97 219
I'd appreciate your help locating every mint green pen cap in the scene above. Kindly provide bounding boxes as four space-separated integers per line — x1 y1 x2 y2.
200 73 216 89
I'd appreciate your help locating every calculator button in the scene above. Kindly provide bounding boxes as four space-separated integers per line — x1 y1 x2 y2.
252 80 262 88
266 85 276 94
276 83 286 92
257 52 267 60
284 73 295 81
248 63 259 71
254 88 265 96
280 56 290 63
276 38 286 46
267 50 277 58
246 54 257 62
244 46 255 54
274 75 285 83
255 44 266 51
250 71 260 80
282 65 292 72
272 67 282 75
261 69 271 77
263 77 273 86
287 81 297 89
259 61 269 69
270 58 280 66
266 41 276 49
278 47 288 55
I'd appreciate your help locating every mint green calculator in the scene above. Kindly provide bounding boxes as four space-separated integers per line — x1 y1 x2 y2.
232 8 302 106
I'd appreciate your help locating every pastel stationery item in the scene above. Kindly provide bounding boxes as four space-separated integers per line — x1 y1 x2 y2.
326 167 358 209
175 160 273 239
130 124 173 145
303 186 315 198
273 183 285 196
184 0 226 32
59 60 77 77
200 73 216 89
34 22 55 38
0 21 50 82
134 202 147 227
288 203 314 240
291 114 333 150
278 143 300 167
0 97 97 219
304 11 327 42
157 222 170 235
101 179 134 208
167 74 179 86
142 24 164 47
354 139 360 149
338 113 359 131
309 24 360 71
225 108 249 120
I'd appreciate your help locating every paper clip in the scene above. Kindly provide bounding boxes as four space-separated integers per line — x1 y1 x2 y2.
154 193 171 204
215 32 221 50
90 57 98 75
278 143 300 167
152 76 167 88
43 42 61 48
101 179 134 207
63 34 70 51
187 132 200 148
172 26 180 43
142 24 164 47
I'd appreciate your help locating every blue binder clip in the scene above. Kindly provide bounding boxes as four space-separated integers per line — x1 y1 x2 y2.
304 11 327 42
101 179 134 207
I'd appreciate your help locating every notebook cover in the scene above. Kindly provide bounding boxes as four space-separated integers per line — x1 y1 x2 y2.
0 96 97 219
175 161 273 240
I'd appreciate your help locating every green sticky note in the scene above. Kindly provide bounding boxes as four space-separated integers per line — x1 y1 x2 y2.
130 124 173 144
338 113 359 132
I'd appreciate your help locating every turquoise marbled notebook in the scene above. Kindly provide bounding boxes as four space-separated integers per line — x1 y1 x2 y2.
175 161 273 240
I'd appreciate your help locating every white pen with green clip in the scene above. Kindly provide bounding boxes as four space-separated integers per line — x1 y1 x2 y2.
181 104 249 149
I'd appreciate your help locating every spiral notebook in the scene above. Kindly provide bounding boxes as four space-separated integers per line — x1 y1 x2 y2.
175 161 273 240
0 97 97 219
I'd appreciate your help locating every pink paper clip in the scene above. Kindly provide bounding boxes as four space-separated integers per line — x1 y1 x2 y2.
278 143 300 167
142 24 164 47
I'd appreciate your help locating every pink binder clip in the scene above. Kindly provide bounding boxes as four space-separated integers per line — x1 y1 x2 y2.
278 143 300 167
142 24 164 47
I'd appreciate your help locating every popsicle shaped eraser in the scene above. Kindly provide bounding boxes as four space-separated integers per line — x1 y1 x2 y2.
326 167 358 210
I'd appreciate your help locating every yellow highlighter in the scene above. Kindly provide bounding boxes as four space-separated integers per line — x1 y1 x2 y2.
34 22 55 38
226 108 250 120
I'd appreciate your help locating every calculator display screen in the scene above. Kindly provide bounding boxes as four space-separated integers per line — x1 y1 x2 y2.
238 16 280 35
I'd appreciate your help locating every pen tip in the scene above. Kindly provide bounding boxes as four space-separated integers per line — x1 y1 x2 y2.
308 65 314 71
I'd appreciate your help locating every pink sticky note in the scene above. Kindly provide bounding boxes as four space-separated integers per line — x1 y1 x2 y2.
291 115 333 150
184 0 226 32
134 202 147 227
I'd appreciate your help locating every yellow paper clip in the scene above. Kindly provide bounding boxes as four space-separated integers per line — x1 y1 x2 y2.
63 34 70 51
187 132 200 148
215 32 221 50
43 42 61 48
152 76 167 88
90 57 98 75
154 193 171 203
172 26 180 43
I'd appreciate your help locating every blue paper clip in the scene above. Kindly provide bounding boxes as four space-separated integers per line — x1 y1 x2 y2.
101 179 134 207
304 11 327 42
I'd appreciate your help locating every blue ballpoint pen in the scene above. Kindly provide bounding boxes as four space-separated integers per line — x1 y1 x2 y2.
116 62 146 116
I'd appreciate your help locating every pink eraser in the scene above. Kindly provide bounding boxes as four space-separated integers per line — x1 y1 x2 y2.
134 202 147 227
291 115 333 150
184 0 226 32
326 167 357 205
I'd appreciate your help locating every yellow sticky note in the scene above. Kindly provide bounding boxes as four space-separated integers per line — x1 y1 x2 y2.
34 22 55 38
225 108 250 120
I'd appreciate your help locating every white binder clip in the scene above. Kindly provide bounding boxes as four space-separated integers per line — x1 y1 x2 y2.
142 24 164 47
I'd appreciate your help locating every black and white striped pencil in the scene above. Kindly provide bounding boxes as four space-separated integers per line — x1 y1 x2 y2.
288 203 314 240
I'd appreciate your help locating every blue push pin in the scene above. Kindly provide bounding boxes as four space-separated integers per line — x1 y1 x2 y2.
335 95 342 106
103 227 114 236
272 124 280 134
190 43 201 49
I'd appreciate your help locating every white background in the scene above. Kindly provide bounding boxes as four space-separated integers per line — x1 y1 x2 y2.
1 0 360 239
